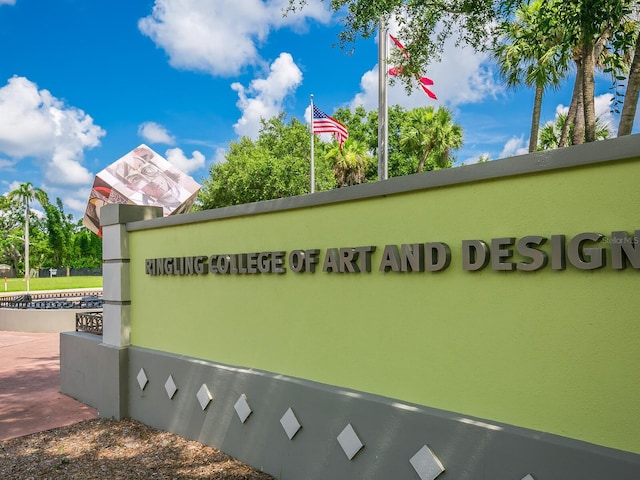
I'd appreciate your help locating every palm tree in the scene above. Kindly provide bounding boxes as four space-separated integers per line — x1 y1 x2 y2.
493 0 569 152
8 182 47 292
539 112 611 150
325 140 371 187
549 0 636 143
400 106 463 173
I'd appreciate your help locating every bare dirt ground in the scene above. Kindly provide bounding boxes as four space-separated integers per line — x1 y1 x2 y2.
0 417 276 480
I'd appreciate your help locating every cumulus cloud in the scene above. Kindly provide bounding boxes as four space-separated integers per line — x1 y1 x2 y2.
165 147 206 174
0 158 15 171
213 147 227 165
350 34 502 111
0 76 105 186
594 93 615 134
500 135 528 158
63 191 92 216
138 121 176 145
138 0 331 77
232 52 302 138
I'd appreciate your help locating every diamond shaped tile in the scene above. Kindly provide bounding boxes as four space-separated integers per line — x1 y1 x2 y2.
196 384 213 410
280 407 301 440
522 476 535 480
234 394 252 423
136 368 148 391
164 375 178 399
409 445 445 480
337 423 363 460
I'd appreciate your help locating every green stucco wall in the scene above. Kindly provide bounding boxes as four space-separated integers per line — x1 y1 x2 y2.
128 152 640 455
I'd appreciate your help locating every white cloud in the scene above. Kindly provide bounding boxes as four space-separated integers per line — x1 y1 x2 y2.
594 93 615 134
39 183 91 219
0 158 15 170
232 52 302 138
165 147 206 174
500 135 528 158
0 76 105 186
63 192 91 216
0 0 16 5
138 121 176 145
350 34 502 111
213 147 227 165
138 0 331 77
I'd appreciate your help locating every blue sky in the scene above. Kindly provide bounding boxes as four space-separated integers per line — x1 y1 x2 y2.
0 0 634 220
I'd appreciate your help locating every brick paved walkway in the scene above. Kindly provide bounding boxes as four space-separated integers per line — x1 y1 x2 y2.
0 331 98 441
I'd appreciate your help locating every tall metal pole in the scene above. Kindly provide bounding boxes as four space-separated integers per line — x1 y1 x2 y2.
377 17 389 181
310 94 315 193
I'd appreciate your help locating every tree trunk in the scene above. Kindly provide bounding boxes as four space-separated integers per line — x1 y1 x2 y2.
560 59 582 148
529 84 544 152
582 39 597 142
417 149 430 173
572 77 585 145
618 33 640 136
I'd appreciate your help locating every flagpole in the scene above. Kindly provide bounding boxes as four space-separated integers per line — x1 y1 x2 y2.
310 94 315 193
378 17 388 181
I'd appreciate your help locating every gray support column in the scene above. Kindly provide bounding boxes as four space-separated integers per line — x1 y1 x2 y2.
98 204 162 419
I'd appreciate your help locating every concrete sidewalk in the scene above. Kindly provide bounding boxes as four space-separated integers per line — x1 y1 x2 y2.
0 331 98 441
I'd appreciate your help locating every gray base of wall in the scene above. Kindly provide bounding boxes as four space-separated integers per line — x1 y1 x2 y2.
60 332 102 408
60 332 128 419
126 346 640 480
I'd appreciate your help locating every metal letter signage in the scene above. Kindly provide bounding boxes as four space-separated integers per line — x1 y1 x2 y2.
145 230 640 277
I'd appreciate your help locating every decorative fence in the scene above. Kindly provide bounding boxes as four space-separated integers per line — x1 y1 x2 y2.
75 311 103 335
0 291 103 309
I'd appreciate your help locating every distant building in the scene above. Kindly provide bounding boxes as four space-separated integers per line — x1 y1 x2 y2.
0 264 14 278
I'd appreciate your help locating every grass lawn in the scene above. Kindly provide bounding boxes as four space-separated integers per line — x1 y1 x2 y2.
0 276 103 293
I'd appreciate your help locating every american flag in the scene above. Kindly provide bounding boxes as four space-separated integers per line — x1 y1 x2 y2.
312 105 349 149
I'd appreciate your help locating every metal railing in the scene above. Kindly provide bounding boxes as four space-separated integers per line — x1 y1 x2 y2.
75 311 103 335
0 291 103 309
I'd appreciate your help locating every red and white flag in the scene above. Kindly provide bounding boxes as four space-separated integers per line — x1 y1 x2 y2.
389 33 437 100
312 105 349 149
389 33 409 59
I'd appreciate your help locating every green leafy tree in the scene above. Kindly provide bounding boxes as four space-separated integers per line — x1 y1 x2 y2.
288 1 521 92
291 1 639 144
198 114 334 209
332 106 372 147
199 104 464 209
42 197 75 270
1 187 102 273
0 195 24 275
400 106 463 172
71 224 103 268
